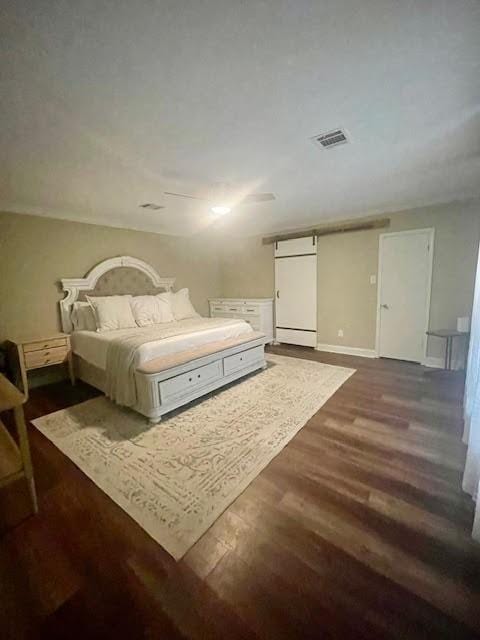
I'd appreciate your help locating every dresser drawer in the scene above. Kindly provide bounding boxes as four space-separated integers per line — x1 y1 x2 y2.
211 312 232 319
211 304 226 313
23 337 67 353
208 298 274 343
244 306 259 315
25 346 69 369
223 345 264 376
159 360 223 405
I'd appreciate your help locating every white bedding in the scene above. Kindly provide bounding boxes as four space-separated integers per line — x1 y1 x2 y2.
71 317 253 371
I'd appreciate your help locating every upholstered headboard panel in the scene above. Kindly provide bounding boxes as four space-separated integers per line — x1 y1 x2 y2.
60 256 175 332
77 267 163 300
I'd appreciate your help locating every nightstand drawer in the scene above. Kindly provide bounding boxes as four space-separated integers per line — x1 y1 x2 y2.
23 338 67 353
25 346 69 369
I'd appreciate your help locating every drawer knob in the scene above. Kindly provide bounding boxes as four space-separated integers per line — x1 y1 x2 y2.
197 374 201 378
188 377 192 382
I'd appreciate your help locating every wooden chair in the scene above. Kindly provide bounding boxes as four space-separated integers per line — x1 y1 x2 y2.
0 374 38 514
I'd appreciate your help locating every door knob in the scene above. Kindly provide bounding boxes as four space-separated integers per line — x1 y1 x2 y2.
276 290 280 299
380 303 389 309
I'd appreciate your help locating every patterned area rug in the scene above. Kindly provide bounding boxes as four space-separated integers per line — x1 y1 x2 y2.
32 354 354 559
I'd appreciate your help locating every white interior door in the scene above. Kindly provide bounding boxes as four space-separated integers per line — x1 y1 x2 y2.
275 237 317 347
377 229 433 362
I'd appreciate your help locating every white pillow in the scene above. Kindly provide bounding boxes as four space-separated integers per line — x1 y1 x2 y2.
71 302 97 332
86 295 137 332
130 295 174 326
158 288 199 320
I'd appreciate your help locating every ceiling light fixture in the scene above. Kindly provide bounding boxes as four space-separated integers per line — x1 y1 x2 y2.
211 205 231 215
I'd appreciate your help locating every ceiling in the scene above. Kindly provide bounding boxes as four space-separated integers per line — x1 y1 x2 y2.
1 0 480 237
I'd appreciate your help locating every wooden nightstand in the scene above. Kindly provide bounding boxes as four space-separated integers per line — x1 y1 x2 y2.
7 333 75 400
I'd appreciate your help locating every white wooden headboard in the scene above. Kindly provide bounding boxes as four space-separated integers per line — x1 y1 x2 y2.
60 255 176 333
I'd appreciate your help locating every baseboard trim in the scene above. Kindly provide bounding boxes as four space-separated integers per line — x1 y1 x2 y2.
422 356 443 369
315 345 462 367
315 343 377 359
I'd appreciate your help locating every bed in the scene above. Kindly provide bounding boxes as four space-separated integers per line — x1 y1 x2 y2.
60 256 268 423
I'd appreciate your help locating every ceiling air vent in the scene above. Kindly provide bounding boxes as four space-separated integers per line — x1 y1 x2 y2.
139 203 165 210
312 128 349 150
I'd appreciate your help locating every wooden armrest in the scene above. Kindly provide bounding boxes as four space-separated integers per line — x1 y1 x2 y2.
0 374 26 412
0 418 22 480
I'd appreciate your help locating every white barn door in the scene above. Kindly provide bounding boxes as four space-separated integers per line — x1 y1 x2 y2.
377 229 434 363
275 237 317 347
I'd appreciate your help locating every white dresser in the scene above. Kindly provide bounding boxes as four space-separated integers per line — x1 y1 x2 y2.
209 298 274 343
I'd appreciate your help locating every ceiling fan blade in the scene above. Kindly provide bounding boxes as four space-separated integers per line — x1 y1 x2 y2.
240 193 276 204
164 191 207 201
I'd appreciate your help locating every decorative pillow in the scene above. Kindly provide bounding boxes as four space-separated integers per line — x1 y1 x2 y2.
86 295 136 332
130 295 174 326
158 288 199 320
71 301 97 332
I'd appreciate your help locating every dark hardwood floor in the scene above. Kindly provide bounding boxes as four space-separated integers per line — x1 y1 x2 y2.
1 344 480 639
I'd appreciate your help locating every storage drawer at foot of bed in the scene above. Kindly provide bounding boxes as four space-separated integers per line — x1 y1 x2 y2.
223 345 264 376
158 360 223 405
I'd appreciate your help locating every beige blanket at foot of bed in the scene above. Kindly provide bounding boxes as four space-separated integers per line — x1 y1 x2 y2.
104 318 251 406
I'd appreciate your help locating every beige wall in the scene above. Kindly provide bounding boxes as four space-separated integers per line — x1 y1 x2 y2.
2 200 479 367
220 235 274 299
0 211 222 343
220 200 480 361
